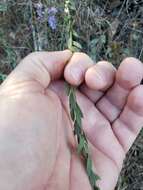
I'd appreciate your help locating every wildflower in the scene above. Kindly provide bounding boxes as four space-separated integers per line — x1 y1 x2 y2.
47 7 58 30
48 15 57 30
48 7 58 14
34 2 45 21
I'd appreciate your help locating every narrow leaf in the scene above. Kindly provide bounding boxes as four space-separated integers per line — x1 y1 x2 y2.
74 124 81 136
65 82 71 96
0 4 7 12
77 135 85 154
69 92 76 110
70 108 75 121
68 37 73 50
73 41 82 49
69 1 76 10
75 103 83 118
87 156 92 176
70 46 81 52
89 170 100 187
0 74 7 81
73 30 79 38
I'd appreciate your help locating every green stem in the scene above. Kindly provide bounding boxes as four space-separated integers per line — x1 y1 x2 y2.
65 1 100 189
66 84 100 190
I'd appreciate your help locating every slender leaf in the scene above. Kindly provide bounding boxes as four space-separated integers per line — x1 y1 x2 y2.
77 135 85 154
73 41 82 49
73 30 80 38
87 156 92 176
0 4 7 12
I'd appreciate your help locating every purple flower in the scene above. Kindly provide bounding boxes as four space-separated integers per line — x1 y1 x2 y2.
47 7 58 30
48 7 58 14
48 15 57 30
34 2 45 21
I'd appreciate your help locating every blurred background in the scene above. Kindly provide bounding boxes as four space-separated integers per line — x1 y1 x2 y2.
0 0 143 189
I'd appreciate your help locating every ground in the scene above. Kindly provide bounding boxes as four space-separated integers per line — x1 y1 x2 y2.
0 0 143 189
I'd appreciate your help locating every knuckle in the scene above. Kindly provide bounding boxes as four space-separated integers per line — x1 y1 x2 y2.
20 52 42 66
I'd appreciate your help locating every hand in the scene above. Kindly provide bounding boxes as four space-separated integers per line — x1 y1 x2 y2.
0 51 142 190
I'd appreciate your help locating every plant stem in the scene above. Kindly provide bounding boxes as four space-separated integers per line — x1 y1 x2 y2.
29 0 42 51
64 1 100 189
29 0 38 51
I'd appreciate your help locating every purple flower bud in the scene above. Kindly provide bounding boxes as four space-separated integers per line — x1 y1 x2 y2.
48 15 57 30
48 7 58 14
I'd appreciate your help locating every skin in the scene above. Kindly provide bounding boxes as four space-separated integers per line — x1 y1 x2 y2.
0 50 143 190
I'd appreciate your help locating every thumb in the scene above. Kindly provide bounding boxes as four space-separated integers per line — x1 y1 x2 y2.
1 50 72 89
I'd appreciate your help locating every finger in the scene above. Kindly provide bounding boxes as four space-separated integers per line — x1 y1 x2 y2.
85 61 116 91
112 85 143 152
96 57 143 122
64 52 93 86
70 145 119 190
80 85 104 103
70 153 91 190
76 91 125 170
80 61 116 103
91 146 119 190
71 140 119 190
1 50 72 89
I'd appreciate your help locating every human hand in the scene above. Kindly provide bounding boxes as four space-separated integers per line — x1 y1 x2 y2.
0 51 142 190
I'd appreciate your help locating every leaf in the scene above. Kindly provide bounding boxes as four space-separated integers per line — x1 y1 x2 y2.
69 91 76 110
73 30 79 38
73 41 82 50
93 172 100 181
65 82 71 96
69 1 76 10
89 172 96 187
70 108 75 121
68 85 83 124
75 109 81 125
83 141 89 155
70 46 81 52
75 103 83 118
77 135 85 154
100 35 106 44
68 37 73 50
73 103 83 127
0 74 7 81
89 170 101 187
69 88 78 121
87 156 92 176
74 124 81 136
89 38 99 48
0 4 7 12
75 115 82 128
